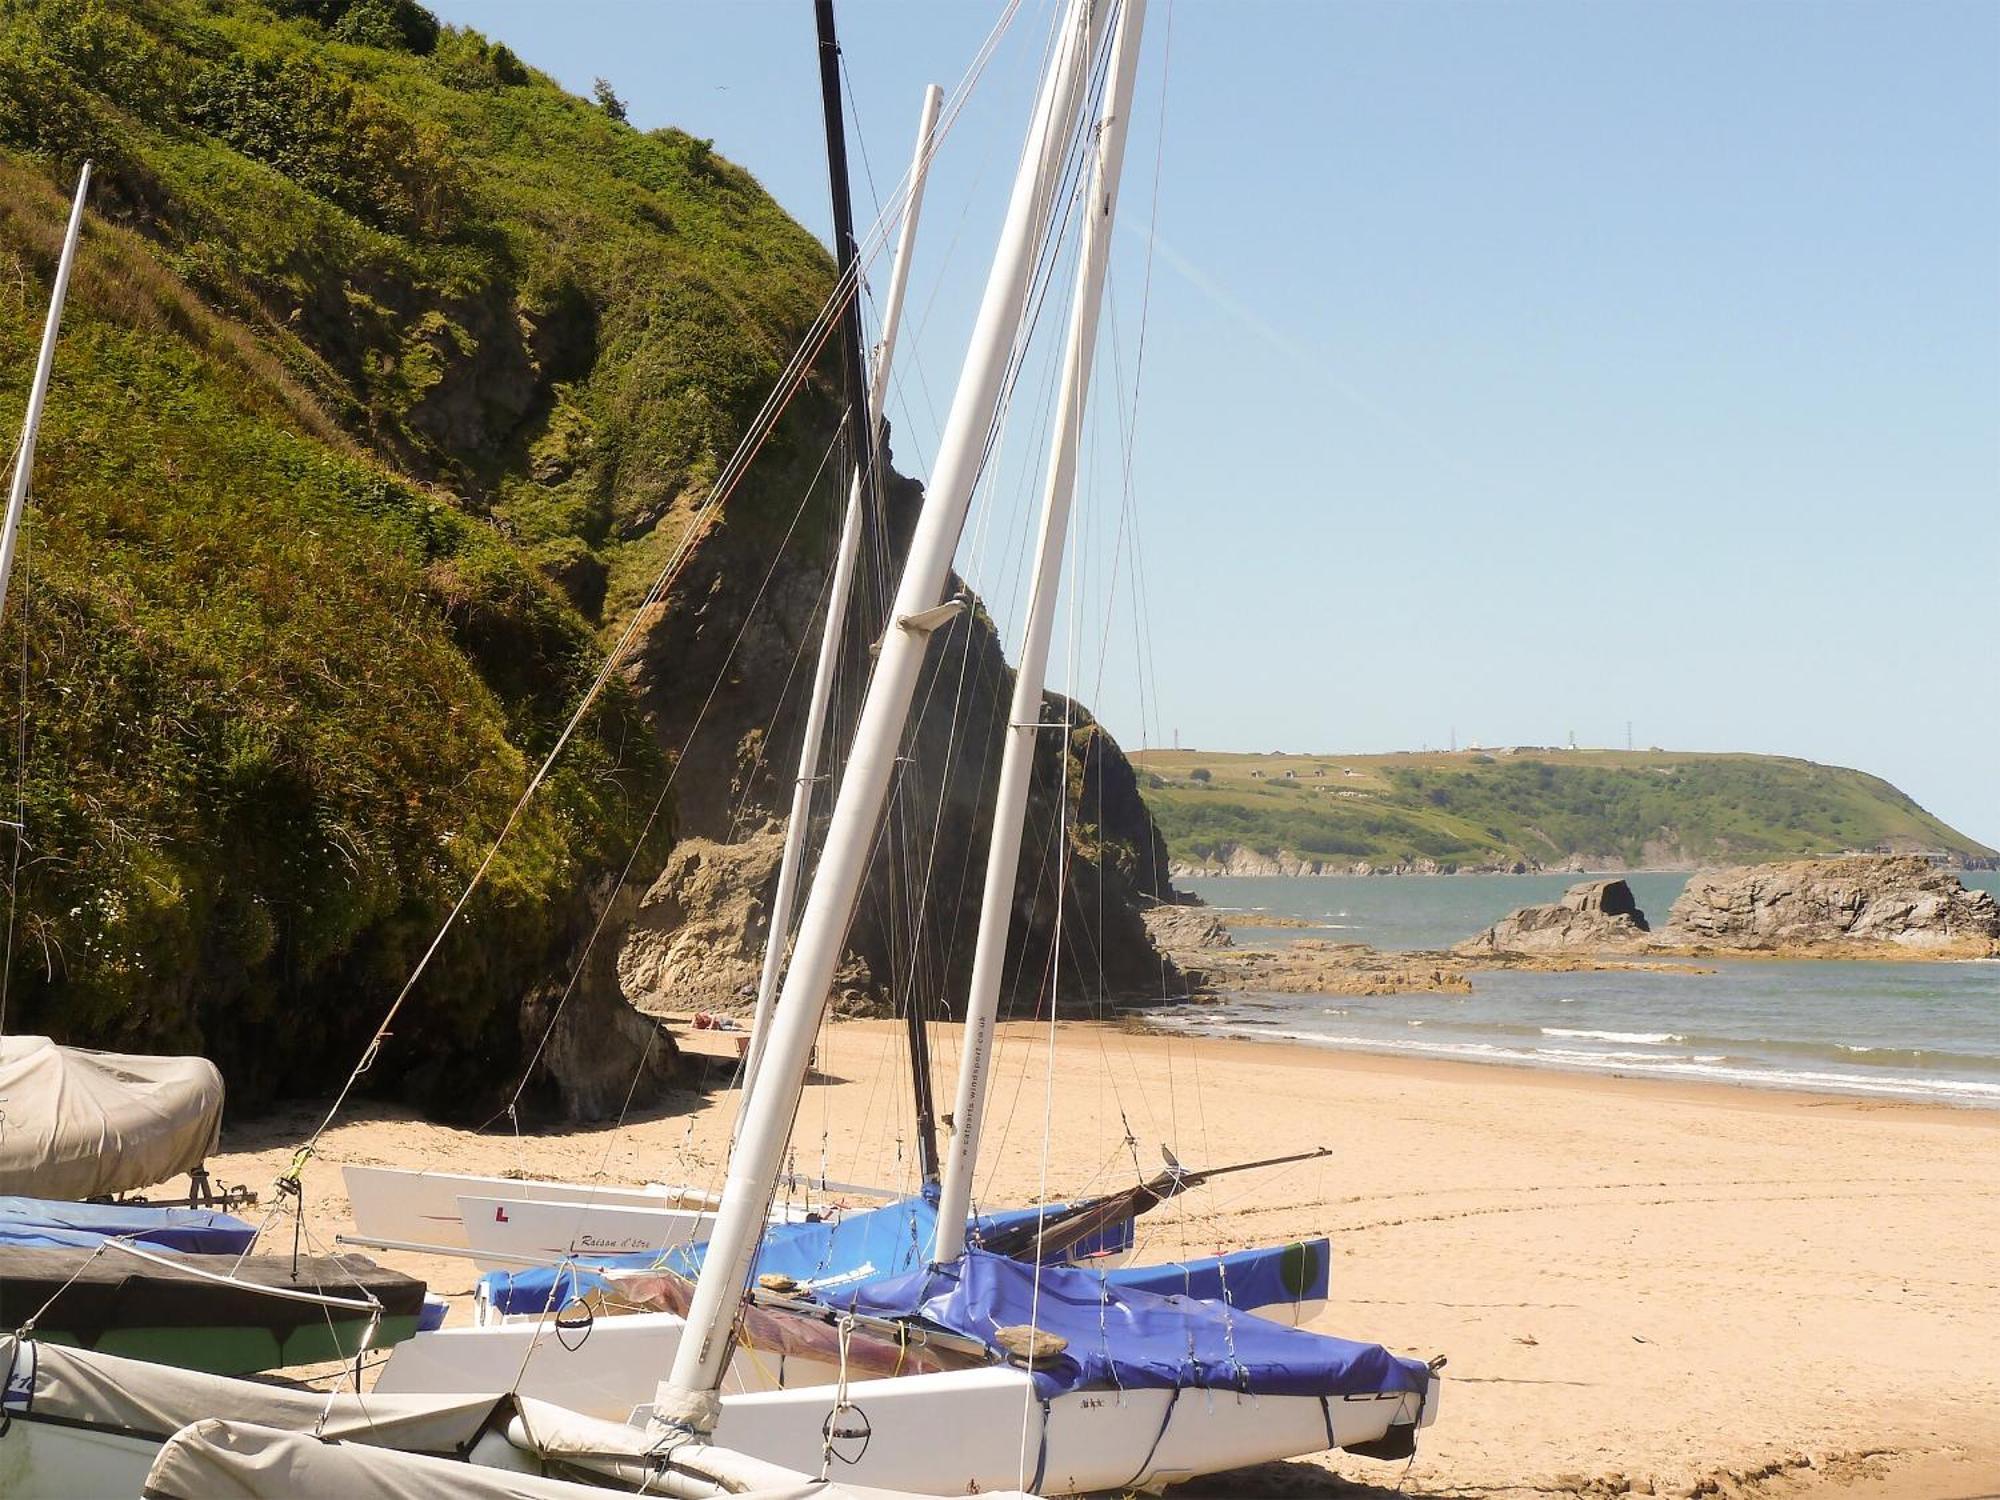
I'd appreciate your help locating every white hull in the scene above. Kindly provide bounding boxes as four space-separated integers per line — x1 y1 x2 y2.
456 1193 726 1272
713 1366 1435 1496
374 1317 1434 1493
378 1313 705 1419
381 1273 1324 1424
137 1415 1038 1500
342 1165 703 1252
3 1371 1050 1500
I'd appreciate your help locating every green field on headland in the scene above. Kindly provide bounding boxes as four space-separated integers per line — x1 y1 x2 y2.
1131 748 1997 874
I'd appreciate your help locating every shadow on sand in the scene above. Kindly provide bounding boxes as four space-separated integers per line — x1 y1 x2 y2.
1159 1458 1463 1499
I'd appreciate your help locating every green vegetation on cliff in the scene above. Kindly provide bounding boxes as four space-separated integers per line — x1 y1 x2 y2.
0 0 839 1108
1131 749 1996 872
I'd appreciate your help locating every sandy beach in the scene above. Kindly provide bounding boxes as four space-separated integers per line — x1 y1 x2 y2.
208 1020 2000 1499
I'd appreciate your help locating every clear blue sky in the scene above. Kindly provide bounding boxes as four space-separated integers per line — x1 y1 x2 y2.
428 1 1999 847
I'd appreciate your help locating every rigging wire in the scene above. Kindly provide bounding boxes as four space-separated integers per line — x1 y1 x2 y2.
492 422 848 1135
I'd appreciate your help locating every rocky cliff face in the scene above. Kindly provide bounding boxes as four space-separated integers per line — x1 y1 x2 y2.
614 455 1180 1024
0 0 1178 1119
1456 879 1652 955
1655 857 2000 955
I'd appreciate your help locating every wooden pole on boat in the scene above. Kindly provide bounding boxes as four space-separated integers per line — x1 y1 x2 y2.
653 0 1105 1425
741 80 946 1125
932 0 1147 1264
0 160 90 625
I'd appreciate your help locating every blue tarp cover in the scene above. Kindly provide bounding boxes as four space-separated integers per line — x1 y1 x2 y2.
823 1248 1427 1400
0 1196 257 1255
479 1198 1312 1323
655 1195 1132 1288
482 1195 945 1316
1109 1238 1328 1309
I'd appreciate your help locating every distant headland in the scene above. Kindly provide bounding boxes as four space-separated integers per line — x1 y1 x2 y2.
1128 747 1997 876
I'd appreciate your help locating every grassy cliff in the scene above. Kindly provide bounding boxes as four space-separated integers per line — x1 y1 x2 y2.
1132 749 1996 873
0 0 1180 1112
0 0 843 1109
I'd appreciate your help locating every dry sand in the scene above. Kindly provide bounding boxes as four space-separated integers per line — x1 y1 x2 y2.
208 1019 2000 1500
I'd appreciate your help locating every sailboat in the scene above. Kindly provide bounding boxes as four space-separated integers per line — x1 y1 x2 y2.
366 2 1438 1487
8 3 1440 1493
0 172 229 1218
612 1 1440 1491
344 0 1328 1334
0 166 443 1384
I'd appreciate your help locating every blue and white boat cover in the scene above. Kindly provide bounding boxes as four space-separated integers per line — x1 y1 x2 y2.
1109 1238 1328 1309
820 1248 1426 1401
0 1196 257 1255
477 1194 1316 1321
477 1194 1083 1314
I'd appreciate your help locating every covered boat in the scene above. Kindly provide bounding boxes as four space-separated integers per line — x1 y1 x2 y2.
0 1337 1043 1499
0 1197 255 1255
473 1193 1323 1324
0 1335 535 1497
0 1036 223 1200
0 1247 425 1374
829 1248 1425 1411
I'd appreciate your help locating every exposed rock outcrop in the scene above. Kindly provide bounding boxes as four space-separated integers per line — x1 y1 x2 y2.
1142 907 1472 996
1172 940 1474 998
618 831 781 1016
518 884 681 1121
1456 878 1653 956
617 449 1180 1022
1654 857 2000 955
1141 905 1233 953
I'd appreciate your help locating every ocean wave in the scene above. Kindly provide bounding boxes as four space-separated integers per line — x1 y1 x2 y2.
1542 1027 1684 1045
1538 1047 1697 1064
1151 1019 2000 1107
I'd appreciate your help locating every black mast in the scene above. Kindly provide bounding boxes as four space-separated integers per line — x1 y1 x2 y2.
813 0 942 1183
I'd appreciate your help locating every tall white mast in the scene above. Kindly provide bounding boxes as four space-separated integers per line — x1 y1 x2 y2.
0 160 91 623
932 0 1147 1264
653 0 1106 1424
740 84 945 1108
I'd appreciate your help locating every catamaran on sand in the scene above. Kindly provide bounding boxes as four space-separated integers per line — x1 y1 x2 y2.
2 1 1440 1495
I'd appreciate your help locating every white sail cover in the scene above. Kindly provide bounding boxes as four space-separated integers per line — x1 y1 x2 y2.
6 1336 511 1452
141 1418 1043 1500
0 1035 223 1198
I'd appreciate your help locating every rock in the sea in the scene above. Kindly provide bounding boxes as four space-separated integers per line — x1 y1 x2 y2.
1141 904 1234 953
1457 878 1652 955
1654 856 2000 954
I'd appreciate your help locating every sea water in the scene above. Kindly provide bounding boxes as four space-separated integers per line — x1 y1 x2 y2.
1162 872 2000 1109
